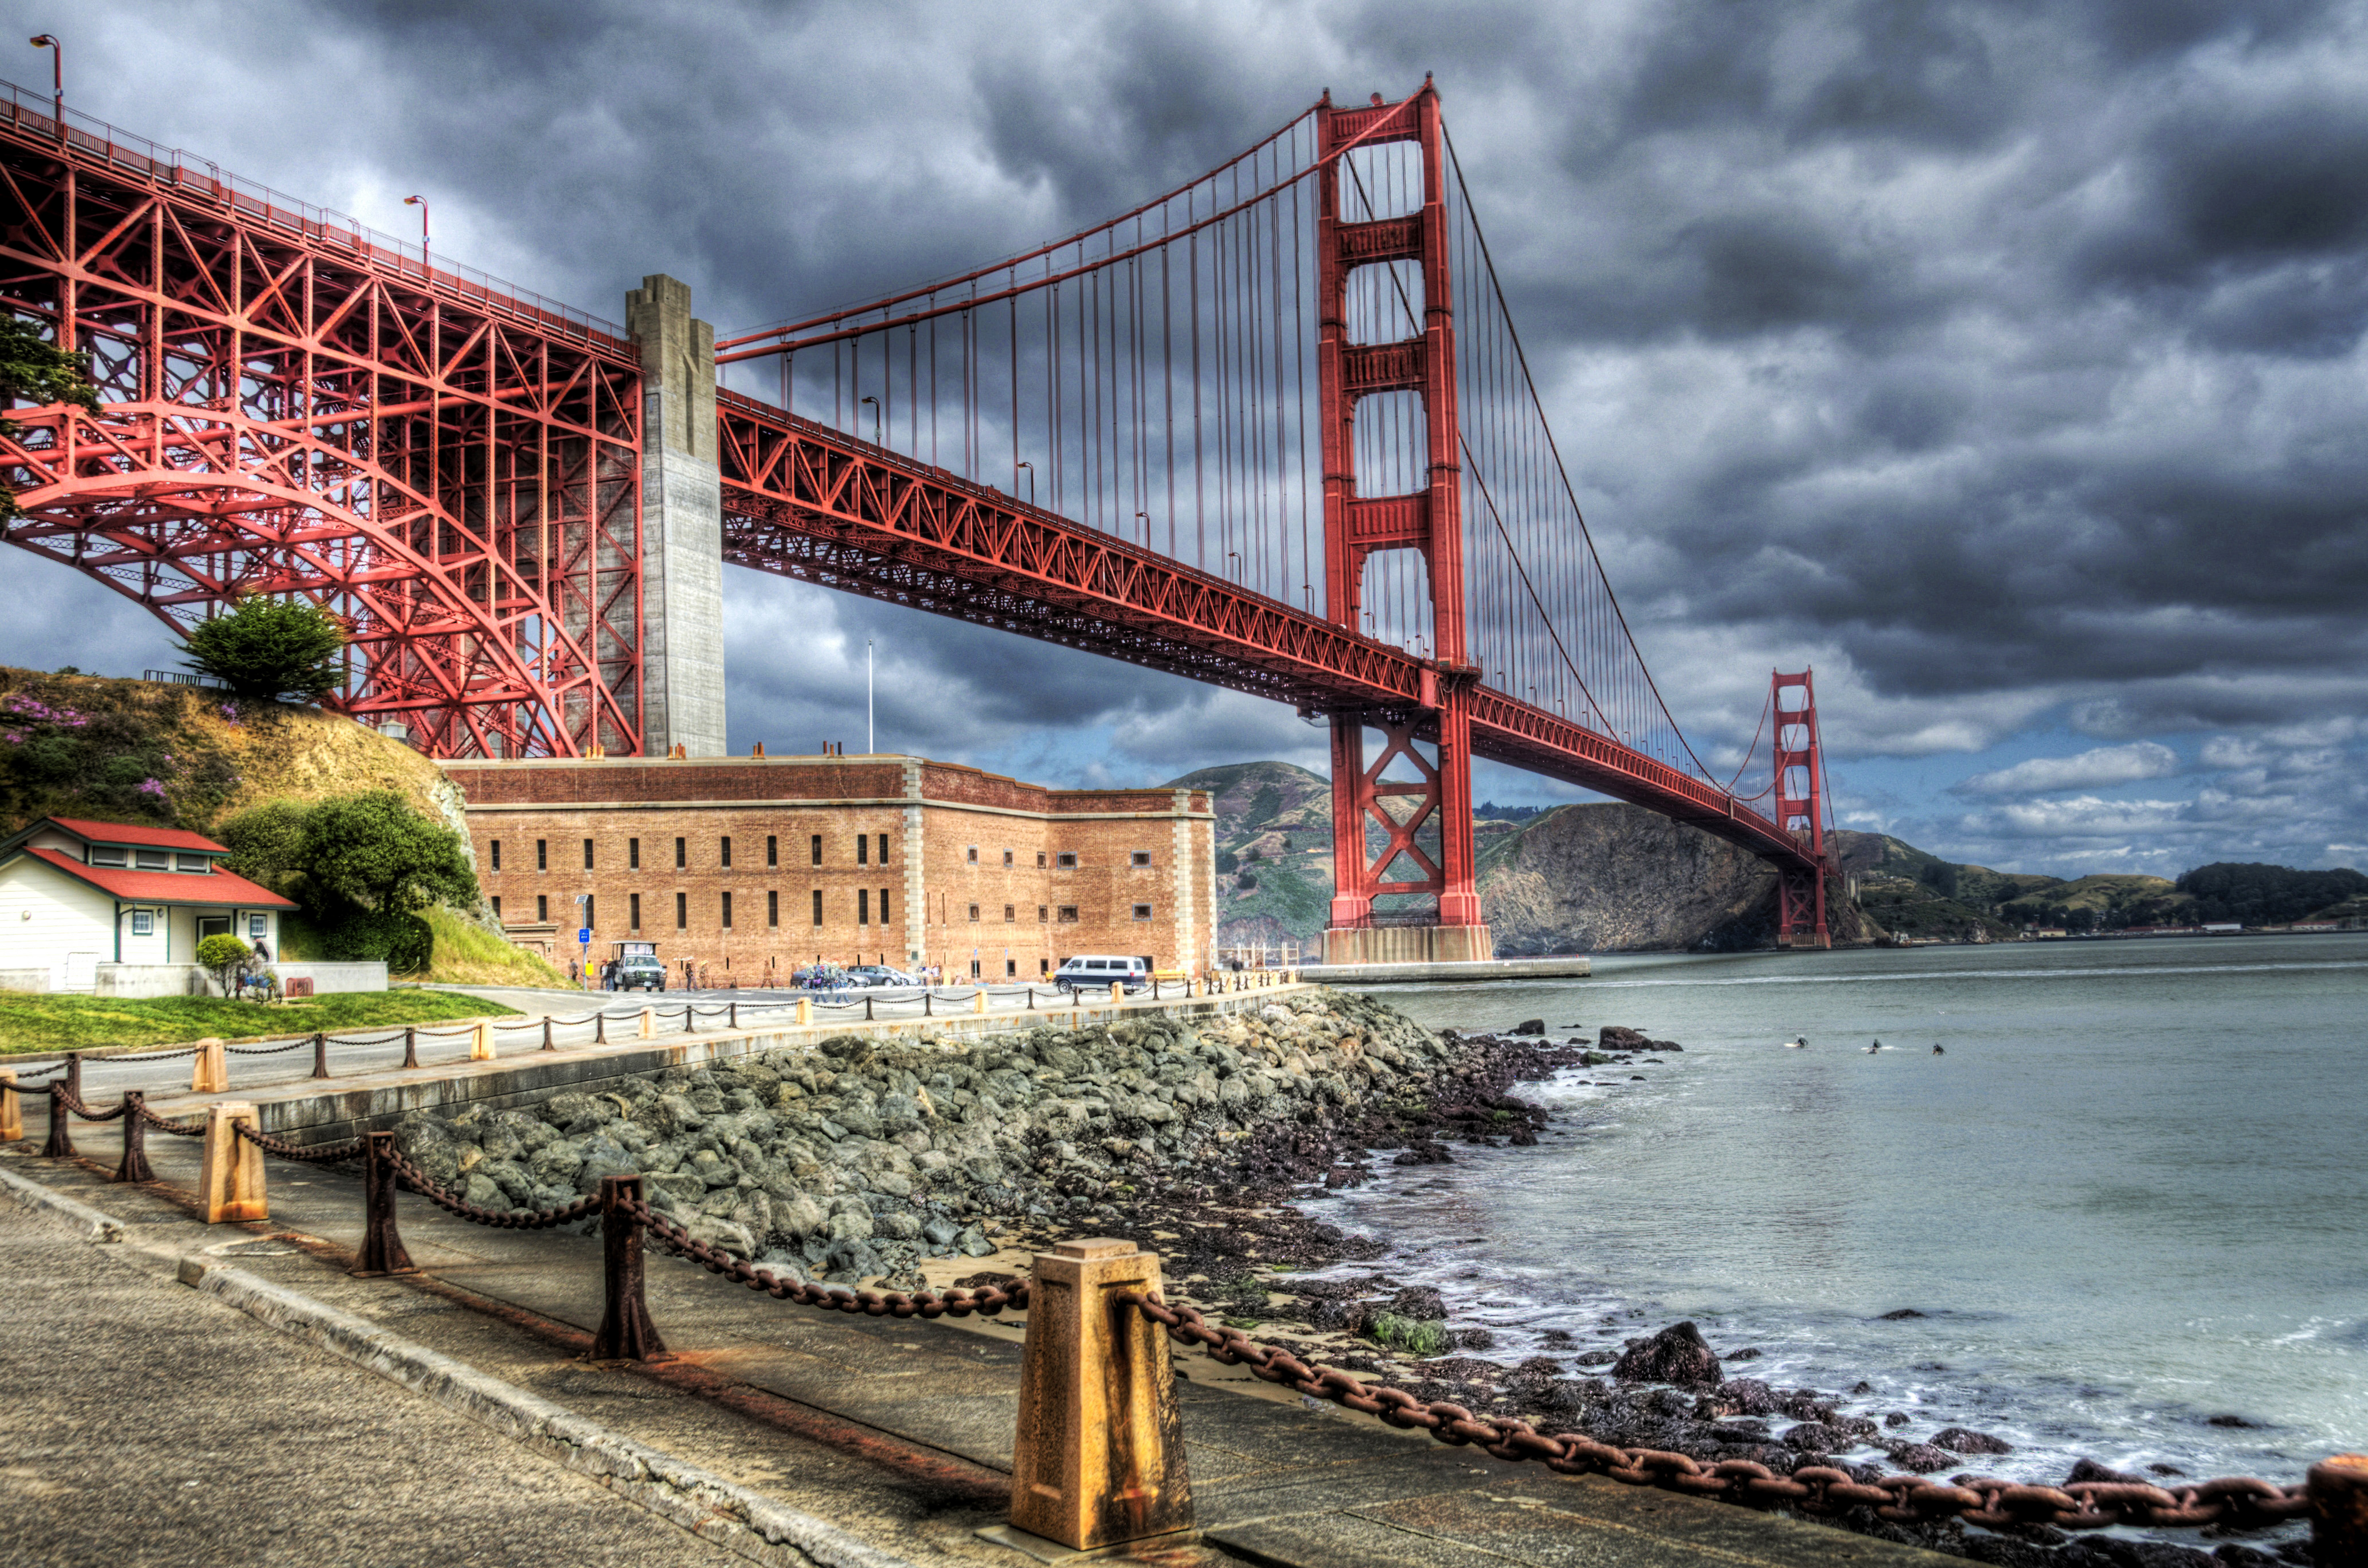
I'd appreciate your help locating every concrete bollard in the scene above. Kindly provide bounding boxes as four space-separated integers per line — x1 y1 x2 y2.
0 1070 18 1142
1010 1238 1193 1551
639 1006 655 1039
2312 1454 2368 1565
797 997 812 1027
974 988 989 1015
199 1102 267 1223
191 1037 228 1094
1109 981 1124 1007
470 1020 495 1061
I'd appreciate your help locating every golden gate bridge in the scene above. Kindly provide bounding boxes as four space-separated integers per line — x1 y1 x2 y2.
0 76 1836 952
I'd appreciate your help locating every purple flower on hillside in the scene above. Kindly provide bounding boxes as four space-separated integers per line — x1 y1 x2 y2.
137 778 167 798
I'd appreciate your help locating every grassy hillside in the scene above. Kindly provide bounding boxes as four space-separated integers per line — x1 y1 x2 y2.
0 667 567 987
1165 761 1336 947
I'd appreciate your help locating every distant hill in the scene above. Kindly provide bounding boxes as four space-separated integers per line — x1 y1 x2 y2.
1167 757 2357 951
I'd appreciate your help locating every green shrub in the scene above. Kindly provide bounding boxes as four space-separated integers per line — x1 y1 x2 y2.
182 595 347 700
316 907 434 973
194 933 249 995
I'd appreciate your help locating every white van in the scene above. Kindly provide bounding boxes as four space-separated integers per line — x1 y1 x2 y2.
1054 954 1153 995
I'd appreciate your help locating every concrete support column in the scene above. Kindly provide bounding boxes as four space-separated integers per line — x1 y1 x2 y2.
627 275 726 758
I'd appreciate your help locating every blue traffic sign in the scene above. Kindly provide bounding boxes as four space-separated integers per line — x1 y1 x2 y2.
578 928 591 945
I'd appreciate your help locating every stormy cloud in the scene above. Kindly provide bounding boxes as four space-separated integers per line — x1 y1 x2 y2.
5 0 2365 875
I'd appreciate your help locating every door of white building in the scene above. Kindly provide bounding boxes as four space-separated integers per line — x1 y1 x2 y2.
61 952 99 993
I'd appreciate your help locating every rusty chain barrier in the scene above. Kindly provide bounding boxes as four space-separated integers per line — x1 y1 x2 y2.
1114 1291 2312 1536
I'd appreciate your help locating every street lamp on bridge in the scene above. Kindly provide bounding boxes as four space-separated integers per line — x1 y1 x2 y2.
403 195 429 271
27 35 60 139
1014 460 1033 506
859 394 880 445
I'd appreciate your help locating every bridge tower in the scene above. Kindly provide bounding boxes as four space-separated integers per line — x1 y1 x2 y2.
1771 669 1832 949
1314 83 1491 966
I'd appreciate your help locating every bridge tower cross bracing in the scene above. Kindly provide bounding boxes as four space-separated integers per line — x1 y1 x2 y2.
1316 83 1490 965
1771 668 1832 950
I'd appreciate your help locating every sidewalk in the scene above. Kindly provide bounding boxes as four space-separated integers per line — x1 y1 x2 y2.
2 1111 1960 1568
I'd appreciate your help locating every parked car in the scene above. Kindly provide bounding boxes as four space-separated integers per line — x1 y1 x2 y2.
615 954 667 992
1054 954 1152 995
845 965 917 988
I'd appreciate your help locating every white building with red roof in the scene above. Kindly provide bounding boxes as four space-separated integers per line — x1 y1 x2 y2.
0 817 298 993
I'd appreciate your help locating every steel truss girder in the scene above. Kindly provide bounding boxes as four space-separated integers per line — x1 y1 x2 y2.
0 404 631 757
0 111 644 757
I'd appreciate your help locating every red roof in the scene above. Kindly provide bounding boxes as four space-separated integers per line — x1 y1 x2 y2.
44 817 230 854
13 846 297 908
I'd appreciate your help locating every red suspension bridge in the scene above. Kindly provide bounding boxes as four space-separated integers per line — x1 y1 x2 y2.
0 76 1834 953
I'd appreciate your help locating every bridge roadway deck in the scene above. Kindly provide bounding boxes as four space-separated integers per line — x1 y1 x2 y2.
10 1099 1956 1565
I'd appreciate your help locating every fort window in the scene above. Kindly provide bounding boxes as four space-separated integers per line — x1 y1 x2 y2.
878 833 889 864
966 846 978 864
490 840 502 871
1057 852 1077 869
1004 904 1015 923
1133 903 1153 921
766 835 778 867
628 837 640 870
880 888 890 924
1037 852 1046 868
536 894 548 922
1005 959 1017 977
810 834 822 866
1057 905 1078 923
768 890 779 927
722 891 733 929
584 838 596 870
584 895 596 929
1003 849 1013 866
629 893 640 930
968 903 980 922
536 839 547 871
811 889 823 926
857 835 869 866
859 889 871 925
1038 905 1048 923
491 896 502 919
1131 851 1152 868
720 836 732 868
675 892 687 930
674 837 686 869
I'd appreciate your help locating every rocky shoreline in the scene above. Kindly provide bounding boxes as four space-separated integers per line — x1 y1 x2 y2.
389 990 2302 1568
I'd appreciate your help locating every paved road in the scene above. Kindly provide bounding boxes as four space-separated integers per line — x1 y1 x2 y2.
0 1202 744 1568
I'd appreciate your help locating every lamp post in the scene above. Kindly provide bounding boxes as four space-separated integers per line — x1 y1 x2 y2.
403 195 429 271
859 394 880 445
866 639 874 755
27 35 59 140
1135 510 1148 545
1014 460 1033 506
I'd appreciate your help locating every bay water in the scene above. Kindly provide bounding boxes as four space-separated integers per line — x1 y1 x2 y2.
1312 933 2368 1487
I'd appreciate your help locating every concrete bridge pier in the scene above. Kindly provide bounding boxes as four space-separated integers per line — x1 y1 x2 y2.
627 275 727 759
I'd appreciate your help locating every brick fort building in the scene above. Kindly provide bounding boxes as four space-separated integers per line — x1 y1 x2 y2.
445 754 1217 982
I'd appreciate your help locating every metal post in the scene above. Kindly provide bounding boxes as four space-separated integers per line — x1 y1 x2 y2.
924 989 933 1017
113 1092 152 1184
1010 1239 1193 1550
311 1032 330 1080
42 1082 74 1159
543 1018 555 1051
594 1012 606 1044
588 1175 667 1361
401 1027 419 1069
2313 1455 2368 1565
352 1132 417 1277
63 1052 82 1107
730 1002 738 1029
865 994 874 1021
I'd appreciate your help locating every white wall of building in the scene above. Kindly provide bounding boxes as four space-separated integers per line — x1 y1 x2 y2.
0 858 116 991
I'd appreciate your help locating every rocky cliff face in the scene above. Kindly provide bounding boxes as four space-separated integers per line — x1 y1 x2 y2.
1479 803 1790 953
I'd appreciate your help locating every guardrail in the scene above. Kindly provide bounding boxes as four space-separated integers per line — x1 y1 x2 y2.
0 970 1305 1104
12 1061 2358 1561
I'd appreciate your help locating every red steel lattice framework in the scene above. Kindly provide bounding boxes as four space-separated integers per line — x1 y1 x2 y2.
0 88 643 758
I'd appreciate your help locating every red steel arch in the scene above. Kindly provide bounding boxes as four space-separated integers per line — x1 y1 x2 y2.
0 87 644 757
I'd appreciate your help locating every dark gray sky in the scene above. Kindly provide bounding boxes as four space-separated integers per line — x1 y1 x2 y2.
10 0 2366 878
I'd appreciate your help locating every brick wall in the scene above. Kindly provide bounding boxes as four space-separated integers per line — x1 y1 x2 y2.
444 755 1213 980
